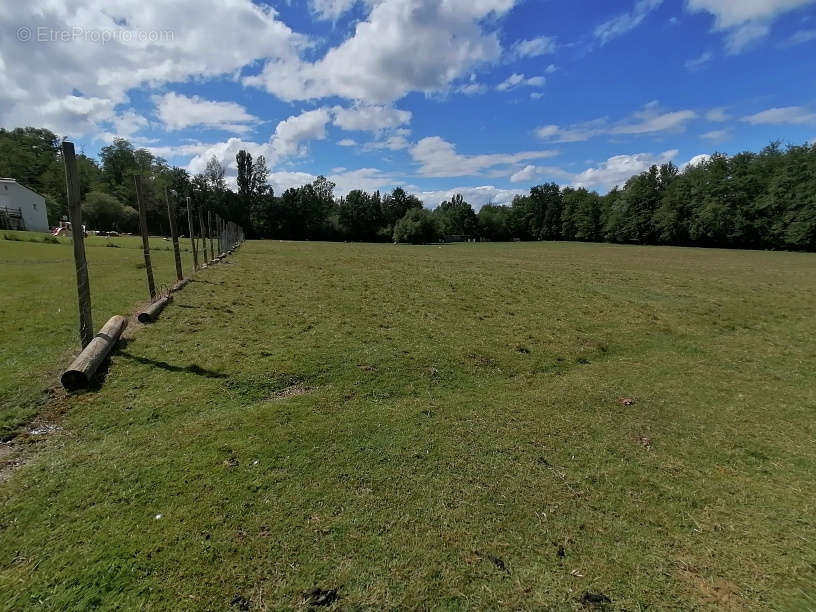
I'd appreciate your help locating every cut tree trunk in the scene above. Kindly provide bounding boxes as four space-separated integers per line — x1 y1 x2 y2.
61 315 128 391
137 295 172 323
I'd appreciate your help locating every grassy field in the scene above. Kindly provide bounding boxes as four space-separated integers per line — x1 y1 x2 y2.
1 238 815 610
0 230 201 437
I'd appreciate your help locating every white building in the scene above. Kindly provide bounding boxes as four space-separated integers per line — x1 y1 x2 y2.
0 178 49 233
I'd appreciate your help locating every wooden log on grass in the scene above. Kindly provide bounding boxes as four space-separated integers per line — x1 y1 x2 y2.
137 295 172 323
170 278 190 293
61 315 128 391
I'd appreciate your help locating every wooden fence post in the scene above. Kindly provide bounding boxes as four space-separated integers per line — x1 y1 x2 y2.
62 141 93 348
166 188 183 281
208 211 215 260
199 207 209 263
186 196 199 271
134 175 156 300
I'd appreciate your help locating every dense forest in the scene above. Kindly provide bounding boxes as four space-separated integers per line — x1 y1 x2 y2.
1 127 814 250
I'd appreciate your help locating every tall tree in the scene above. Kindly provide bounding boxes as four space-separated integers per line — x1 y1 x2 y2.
435 193 477 236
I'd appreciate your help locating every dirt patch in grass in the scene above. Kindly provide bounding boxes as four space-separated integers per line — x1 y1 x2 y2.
268 384 314 400
677 562 743 609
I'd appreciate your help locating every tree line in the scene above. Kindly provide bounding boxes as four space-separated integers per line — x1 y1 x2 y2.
1 127 814 250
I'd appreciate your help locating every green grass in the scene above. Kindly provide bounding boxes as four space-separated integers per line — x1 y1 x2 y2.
1 240 815 610
0 230 203 437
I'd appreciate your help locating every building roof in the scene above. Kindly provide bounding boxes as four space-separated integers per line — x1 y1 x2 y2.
0 178 46 199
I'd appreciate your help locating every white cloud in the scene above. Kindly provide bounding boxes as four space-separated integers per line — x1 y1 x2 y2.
497 73 546 91
267 171 319 194
509 164 572 183
268 167 395 197
535 102 697 142
308 0 360 21
683 153 711 168
243 0 516 103
594 0 663 45
411 136 558 177
571 149 678 189
110 110 150 137
332 103 411 132
686 0 816 53
459 82 488 95
417 186 526 209
363 129 412 151
0 0 303 137
705 107 729 121
269 108 333 161
611 104 697 135
337 138 358 146
511 36 557 58
147 141 215 159
330 167 396 194
182 108 333 176
743 106 816 124
510 165 538 183
153 92 258 133
784 28 816 45
685 51 713 71
701 129 729 141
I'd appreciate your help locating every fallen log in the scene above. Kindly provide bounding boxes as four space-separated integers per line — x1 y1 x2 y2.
137 295 172 323
170 278 190 293
61 315 128 391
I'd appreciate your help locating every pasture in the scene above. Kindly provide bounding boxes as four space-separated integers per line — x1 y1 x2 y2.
0 237 814 610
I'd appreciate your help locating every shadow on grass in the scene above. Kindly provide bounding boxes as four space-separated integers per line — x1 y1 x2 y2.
118 352 229 379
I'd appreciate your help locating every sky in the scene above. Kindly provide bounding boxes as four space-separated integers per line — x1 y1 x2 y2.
2 0 815 207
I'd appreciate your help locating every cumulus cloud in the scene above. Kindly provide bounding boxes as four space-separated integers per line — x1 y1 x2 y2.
0 0 303 137
267 167 396 197
571 149 678 189
742 106 816 125
683 153 711 168
496 73 546 91
243 0 516 103
153 92 259 133
535 102 697 142
332 103 411 132
363 129 412 151
511 35 557 58
417 186 526 209
509 164 572 183
686 0 816 53
269 108 333 160
180 107 332 177
594 0 663 45
411 136 558 177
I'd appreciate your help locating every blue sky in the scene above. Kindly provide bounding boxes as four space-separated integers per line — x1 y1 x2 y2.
2 0 815 206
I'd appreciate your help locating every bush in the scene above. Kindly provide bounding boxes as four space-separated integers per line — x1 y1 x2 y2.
81 191 138 233
393 208 441 244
